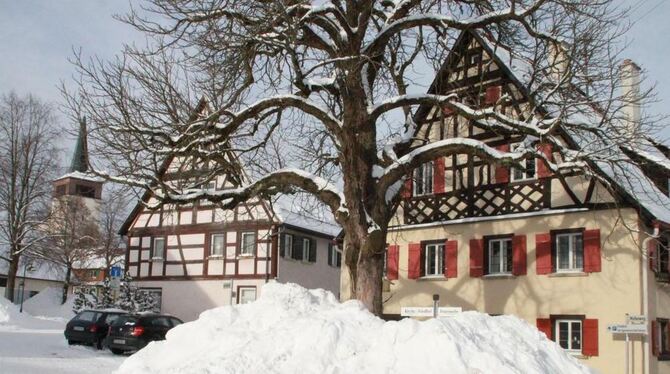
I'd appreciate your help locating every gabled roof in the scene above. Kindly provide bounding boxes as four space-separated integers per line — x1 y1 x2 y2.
119 98 340 238
417 29 670 225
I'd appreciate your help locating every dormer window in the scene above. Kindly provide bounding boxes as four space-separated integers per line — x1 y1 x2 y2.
511 143 536 181
414 162 434 196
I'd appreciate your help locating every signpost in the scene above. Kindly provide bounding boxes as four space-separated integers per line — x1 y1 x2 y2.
400 306 463 318
109 266 122 292
607 314 648 374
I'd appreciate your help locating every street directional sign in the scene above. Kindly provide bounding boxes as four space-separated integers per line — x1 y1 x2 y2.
110 266 122 278
401 306 463 317
607 324 647 335
626 314 647 326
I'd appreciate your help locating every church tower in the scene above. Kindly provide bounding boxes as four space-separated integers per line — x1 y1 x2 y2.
52 118 104 217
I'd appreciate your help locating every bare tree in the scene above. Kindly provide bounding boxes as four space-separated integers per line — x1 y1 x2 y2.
63 1 664 315
36 196 100 304
96 187 130 275
0 92 58 302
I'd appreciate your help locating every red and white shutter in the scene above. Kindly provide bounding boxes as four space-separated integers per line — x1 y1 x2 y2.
652 320 659 357
536 318 552 339
445 240 458 278
536 143 553 178
582 319 599 357
512 235 527 276
469 239 484 277
434 157 445 194
495 144 510 183
536 233 553 275
386 245 399 280
408 243 422 280
583 229 602 273
402 176 413 199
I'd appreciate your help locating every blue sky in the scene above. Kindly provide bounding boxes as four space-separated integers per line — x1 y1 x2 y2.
0 0 668 161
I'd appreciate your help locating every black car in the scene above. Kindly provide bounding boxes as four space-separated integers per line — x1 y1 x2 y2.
64 309 127 349
105 314 183 354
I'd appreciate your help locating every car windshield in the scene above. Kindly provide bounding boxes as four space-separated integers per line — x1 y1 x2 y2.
104 313 123 325
75 311 100 322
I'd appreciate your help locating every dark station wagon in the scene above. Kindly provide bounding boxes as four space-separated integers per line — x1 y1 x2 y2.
64 309 127 349
105 313 183 354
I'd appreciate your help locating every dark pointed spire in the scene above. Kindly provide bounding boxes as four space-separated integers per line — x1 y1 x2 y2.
69 117 89 173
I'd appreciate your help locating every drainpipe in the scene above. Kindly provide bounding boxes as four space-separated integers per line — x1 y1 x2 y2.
641 222 659 374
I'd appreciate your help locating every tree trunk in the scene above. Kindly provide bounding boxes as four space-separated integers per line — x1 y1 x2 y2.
4 252 20 302
62 267 72 305
355 250 385 315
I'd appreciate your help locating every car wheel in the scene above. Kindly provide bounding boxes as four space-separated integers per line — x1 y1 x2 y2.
67 340 76 345
95 339 104 350
110 348 125 355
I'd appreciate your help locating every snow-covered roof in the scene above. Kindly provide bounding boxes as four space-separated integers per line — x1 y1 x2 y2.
272 196 341 237
442 30 670 225
72 255 125 270
54 171 106 183
0 259 63 282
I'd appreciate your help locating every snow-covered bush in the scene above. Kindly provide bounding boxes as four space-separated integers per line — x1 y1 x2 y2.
115 283 591 374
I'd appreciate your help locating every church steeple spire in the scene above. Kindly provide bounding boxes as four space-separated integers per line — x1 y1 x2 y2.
69 118 89 173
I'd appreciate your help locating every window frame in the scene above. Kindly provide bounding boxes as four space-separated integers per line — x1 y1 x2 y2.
152 237 166 260
658 237 670 276
237 286 257 304
283 233 294 259
329 244 341 268
240 232 256 256
421 241 444 278
554 231 584 273
210 233 225 257
413 161 434 196
486 236 513 275
658 318 670 359
554 318 583 354
302 238 311 262
510 143 536 182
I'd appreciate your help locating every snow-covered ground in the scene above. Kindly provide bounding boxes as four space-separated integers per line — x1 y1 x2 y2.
117 282 592 374
0 291 125 374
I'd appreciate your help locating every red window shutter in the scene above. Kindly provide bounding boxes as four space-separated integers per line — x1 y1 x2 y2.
469 239 484 277
649 239 658 272
582 319 599 356
536 233 553 275
536 143 553 178
583 229 602 273
536 318 552 339
443 106 453 116
652 320 659 356
401 176 413 199
434 157 445 193
512 235 527 276
387 245 399 280
408 243 422 280
445 240 458 278
485 85 501 104
495 144 510 184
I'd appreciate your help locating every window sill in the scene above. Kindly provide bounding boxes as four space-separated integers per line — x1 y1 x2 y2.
237 254 255 259
549 271 588 278
418 276 447 281
483 273 514 279
150 258 164 262
208 255 224 260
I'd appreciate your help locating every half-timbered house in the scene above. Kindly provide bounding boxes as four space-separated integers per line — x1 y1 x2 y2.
119 103 341 322
340 30 670 374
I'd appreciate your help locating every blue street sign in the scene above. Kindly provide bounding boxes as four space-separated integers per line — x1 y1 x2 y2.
110 266 122 278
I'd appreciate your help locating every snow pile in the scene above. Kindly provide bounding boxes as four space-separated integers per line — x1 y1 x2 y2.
0 295 30 325
23 287 75 322
116 283 590 374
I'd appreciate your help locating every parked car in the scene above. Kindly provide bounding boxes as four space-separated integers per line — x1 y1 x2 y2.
64 309 127 349
105 313 183 354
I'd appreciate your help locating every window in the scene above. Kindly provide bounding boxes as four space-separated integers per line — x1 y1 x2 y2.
414 162 434 196
555 319 582 353
328 244 341 268
150 317 171 328
210 234 225 257
556 232 583 272
510 143 536 181
283 234 293 258
170 318 182 327
657 319 670 358
423 243 444 277
238 287 257 304
104 314 121 325
488 238 512 274
302 238 311 262
241 232 255 256
153 237 166 260
55 185 66 197
75 311 101 322
75 184 96 198
659 237 669 275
